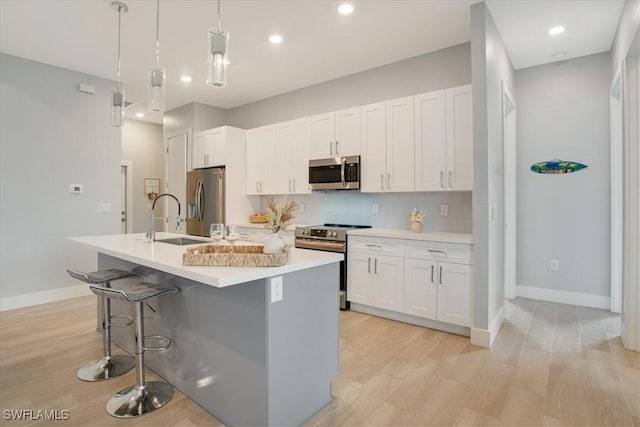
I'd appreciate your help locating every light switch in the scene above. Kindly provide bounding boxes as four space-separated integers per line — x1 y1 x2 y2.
69 184 83 194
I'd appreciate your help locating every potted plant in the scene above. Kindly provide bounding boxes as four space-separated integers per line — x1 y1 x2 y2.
264 198 298 254
410 208 425 233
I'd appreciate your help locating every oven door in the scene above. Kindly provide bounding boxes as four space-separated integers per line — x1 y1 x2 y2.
309 156 360 190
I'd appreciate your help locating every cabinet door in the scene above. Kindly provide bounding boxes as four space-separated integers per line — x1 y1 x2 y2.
386 96 415 192
260 126 277 194
446 85 473 191
360 102 387 193
436 262 471 327
415 90 446 191
372 255 404 312
208 128 226 167
246 129 262 195
311 113 335 159
293 118 312 194
275 121 295 194
403 258 438 320
334 107 361 156
347 252 373 305
192 131 209 169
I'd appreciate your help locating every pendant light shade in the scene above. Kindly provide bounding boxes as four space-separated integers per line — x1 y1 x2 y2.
148 0 165 112
111 1 127 127
206 0 228 88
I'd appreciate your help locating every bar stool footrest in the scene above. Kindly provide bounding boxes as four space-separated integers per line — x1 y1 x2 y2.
110 314 134 328
143 335 171 351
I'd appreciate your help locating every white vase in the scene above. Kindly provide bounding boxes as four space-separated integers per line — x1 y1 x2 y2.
411 221 423 233
264 232 285 254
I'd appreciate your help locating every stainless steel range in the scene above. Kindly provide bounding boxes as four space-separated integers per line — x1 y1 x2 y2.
295 224 371 310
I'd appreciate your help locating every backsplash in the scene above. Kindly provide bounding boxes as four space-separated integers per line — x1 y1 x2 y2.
260 191 472 232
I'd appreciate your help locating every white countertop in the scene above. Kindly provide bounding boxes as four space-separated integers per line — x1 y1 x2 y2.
68 232 343 288
236 223 309 231
347 228 473 244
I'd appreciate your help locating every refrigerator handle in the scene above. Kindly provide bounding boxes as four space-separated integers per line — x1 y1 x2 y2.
198 180 205 222
194 179 201 222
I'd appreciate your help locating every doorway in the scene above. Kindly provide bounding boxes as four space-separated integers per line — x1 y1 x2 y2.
165 129 191 233
120 161 133 234
503 81 517 300
610 68 623 314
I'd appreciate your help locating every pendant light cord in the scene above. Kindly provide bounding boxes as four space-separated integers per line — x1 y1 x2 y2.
217 0 221 32
116 5 122 92
155 0 160 67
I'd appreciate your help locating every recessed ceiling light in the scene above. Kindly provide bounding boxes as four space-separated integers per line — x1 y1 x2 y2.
136 112 144 118
548 26 565 36
338 3 354 15
269 34 283 44
180 75 192 83
552 51 568 60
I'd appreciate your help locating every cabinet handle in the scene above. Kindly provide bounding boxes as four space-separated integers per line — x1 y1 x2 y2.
293 179 296 192
368 257 371 273
240 233 250 239
336 140 339 155
431 265 434 283
439 266 443 285
374 258 378 274
449 171 454 188
380 174 384 190
365 244 382 248
387 174 391 189
289 179 292 192
256 181 259 193
440 171 445 189
427 249 447 254
330 142 333 156
260 181 263 193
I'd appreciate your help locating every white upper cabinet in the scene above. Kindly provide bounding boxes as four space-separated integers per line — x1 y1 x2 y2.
446 85 473 191
415 84 472 191
361 97 415 193
275 121 295 194
192 128 226 169
292 118 312 194
311 107 361 159
245 125 276 195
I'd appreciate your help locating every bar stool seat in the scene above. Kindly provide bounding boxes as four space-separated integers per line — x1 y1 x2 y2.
67 268 138 382
88 281 179 419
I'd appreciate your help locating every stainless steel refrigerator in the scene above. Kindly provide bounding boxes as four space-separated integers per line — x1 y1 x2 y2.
186 168 225 237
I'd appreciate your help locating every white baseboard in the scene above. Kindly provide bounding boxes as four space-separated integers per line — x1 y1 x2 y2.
0 285 92 312
470 306 505 348
516 285 610 310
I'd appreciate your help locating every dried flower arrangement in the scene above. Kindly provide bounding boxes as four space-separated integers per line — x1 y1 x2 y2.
410 208 425 223
265 198 298 233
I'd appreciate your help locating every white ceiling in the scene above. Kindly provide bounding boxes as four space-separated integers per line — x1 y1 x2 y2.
0 1 626 125
486 0 625 70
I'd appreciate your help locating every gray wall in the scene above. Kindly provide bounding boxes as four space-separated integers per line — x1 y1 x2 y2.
515 52 611 297
0 54 121 299
163 102 228 135
121 120 165 233
227 43 471 129
470 3 514 331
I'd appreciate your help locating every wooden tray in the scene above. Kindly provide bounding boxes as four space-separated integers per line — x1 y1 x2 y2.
183 244 290 267
249 213 268 223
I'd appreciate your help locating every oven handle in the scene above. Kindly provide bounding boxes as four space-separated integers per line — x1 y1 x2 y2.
295 238 346 253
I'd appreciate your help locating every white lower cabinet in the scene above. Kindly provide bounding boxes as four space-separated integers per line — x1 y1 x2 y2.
348 235 472 329
403 258 471 327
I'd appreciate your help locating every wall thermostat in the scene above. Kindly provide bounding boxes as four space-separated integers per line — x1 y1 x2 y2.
69 184 83 194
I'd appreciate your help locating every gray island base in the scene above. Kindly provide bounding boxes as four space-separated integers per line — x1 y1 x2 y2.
99 253 339 426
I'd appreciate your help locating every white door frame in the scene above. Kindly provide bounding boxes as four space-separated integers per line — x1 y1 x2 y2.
121 160 134 234
610 67 623 314
164 128 191 232
502 81 517 300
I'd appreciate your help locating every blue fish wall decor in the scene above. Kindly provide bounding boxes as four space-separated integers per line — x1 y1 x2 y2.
530 159 588 174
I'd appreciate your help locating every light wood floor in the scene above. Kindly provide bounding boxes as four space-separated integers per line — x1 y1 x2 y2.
1 297 638 426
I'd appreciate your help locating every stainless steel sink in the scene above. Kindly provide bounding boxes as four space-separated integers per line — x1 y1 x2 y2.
156 237 208 246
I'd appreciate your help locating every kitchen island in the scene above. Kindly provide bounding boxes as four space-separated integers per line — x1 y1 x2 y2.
69 233 343 427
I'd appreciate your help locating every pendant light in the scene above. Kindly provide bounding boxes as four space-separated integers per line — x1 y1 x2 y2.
111 1 127 127
148 0 165 112
206 0 228 87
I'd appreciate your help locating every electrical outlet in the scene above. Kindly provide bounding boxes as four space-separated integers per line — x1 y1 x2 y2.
96 203 112 214
270 276 283 303
372 203 379 215
298 203 305 213
440 204 449 216
69 184 83 194
550 259 559 271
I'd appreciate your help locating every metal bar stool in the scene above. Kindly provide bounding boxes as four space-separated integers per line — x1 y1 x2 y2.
67 268 138 381
87 281 179 418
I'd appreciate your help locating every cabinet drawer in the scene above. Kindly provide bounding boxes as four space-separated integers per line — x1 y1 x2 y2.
404 240 472 264
348 236 403 256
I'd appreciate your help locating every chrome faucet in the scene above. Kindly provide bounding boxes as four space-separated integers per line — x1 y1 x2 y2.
147 193 182 242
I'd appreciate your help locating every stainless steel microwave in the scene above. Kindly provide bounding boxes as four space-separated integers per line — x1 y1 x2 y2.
308 156 360 190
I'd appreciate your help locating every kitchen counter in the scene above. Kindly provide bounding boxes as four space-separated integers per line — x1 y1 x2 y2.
236 222 309 231
69 232 342 288
347 228 473 244
69 232 341 426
